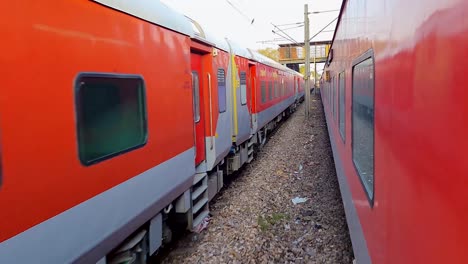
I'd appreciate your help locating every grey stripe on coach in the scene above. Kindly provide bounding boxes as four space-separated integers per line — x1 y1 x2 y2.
0 148 195 264
256 95 297 132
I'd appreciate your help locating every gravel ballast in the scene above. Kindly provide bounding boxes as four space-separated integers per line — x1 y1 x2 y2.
157 94 353 263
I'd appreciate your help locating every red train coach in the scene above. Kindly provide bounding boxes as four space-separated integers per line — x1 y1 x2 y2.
322 0 468 263
0 0 198 263
248 52 302 144
0 0 303 263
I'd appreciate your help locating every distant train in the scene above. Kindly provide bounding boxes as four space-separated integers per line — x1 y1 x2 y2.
0 0 304 263
322 0 468 263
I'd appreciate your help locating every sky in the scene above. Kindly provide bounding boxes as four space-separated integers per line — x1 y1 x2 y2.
160 0 343 50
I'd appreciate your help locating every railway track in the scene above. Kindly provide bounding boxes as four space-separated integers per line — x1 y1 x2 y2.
154 94 353 263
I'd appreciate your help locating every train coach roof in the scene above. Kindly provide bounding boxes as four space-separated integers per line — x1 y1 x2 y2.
249 50 297 74
92 0 302 78
186 17 231 52
92 0 194 36
226 39 254 60
204 31 231 52
93 0 231 52
249 50 281 68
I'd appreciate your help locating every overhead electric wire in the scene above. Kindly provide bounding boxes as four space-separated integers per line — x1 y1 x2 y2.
271 23 300 44
309 17 338 41
275 21 304 27
280 24 305 31
225 0 255 24
256 38 286 44
310 9 339 14
271 30 297 44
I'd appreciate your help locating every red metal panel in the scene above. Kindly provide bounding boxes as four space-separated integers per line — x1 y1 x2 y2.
195 48 230 138
253 64 295 114
249 64 257 116
324 0 468 263
0 0 194 242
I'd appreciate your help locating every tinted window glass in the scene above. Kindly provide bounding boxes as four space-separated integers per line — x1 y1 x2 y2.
273 82 278 98
261 81 266 103
192 72 200 122
282 81 285 97
352 56 374 201
240 72 247 105
339 72 345 140
332 77 335 118
268 81 272 101
75 74 147 166
217 69 226 113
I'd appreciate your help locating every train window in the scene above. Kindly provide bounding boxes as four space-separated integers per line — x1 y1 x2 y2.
273 82 276 98
283 81 285 97
278 82 281 97
75 73 147 166
268 81 273 101
192 71 201 122
352 50 375 204
326 83 329 101
339 72 345 141
332 79 334 112
277 81 280 97
332 76 335 119
261 81 266 103
282 81 285 97
240 72 247 105
334 77 336 118
217 69 226 113
326 82 328 102
274 82 278 98
323 82 328 99
326 82 329 101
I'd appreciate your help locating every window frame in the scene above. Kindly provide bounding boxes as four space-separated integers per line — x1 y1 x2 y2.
331 76 336 118
240 71 247 105
74 72 148 166
268 81 273 101
330 78 333 110
192 71 201 123
261 80 266 103
217 68 227 113
339 71 346 142
282 79 285 97
351 49 376 207
274 81 278 98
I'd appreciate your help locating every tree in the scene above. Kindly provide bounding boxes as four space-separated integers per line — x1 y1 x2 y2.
257 48 279 62
299 65 320 80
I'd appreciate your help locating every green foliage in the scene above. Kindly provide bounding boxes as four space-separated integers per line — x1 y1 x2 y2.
299 65 321 80
299 65 305 75
257 47 279 62
257 213 289 232
257 215 270 232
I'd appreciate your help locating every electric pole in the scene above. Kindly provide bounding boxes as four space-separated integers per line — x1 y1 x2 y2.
304 4 310 118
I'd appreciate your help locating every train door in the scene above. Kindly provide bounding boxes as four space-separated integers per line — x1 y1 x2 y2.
249 63 256 126
191 53 206 165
